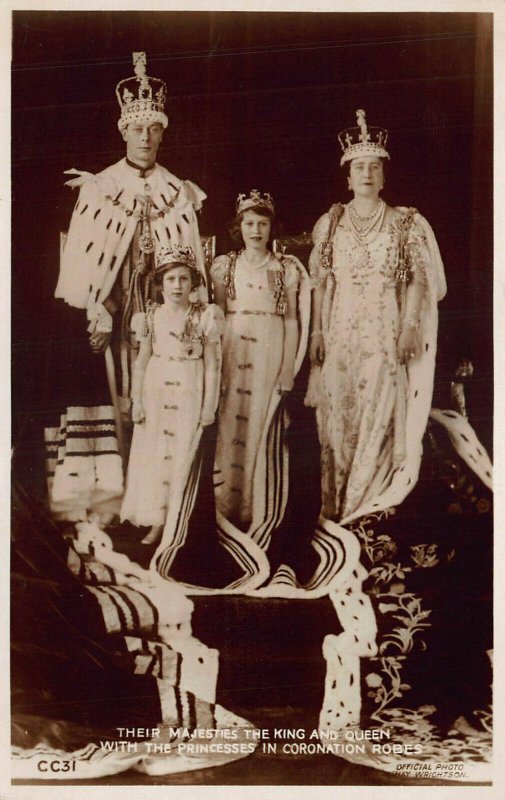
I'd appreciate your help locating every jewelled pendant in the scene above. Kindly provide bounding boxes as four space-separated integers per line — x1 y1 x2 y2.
139 231 155 254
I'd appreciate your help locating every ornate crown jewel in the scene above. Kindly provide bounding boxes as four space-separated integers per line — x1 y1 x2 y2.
156 244 197 272
338 109 390 166
116 52 168 132
236 189 275 215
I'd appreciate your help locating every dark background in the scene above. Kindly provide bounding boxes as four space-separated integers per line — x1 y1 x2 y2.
12 10 493 456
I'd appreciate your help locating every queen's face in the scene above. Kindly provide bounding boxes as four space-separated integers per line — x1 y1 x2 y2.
348 156 384 198
240 210 271 249
162 265 193 305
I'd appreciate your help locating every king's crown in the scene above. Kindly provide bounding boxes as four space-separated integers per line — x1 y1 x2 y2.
116 52 168 132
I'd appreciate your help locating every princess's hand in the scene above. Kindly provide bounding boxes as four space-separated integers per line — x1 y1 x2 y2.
309 332 325 366
277 369 294 395
397 327 419 365
132 400 145 424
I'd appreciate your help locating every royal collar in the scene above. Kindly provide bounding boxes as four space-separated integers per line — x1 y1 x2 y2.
125 158 156 178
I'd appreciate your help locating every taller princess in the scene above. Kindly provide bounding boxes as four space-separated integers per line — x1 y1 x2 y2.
211 191 309 535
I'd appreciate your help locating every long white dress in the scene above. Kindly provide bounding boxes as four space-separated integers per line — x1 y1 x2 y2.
120 301 223 528
307 204 446 522
211 251 301 527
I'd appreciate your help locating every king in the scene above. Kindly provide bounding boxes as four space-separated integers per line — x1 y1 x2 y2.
55 52 207 433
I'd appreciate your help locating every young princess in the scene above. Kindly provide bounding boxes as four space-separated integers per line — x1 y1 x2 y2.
211 190 309 532
121 244 223 545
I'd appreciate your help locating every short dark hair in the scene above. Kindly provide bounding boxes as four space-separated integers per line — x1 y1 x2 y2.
151 263 202 302
229 204 278 246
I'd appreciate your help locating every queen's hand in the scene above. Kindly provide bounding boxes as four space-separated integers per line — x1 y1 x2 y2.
397 327 419 365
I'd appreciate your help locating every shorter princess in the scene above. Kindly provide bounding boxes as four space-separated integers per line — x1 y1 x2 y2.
120 244 223 546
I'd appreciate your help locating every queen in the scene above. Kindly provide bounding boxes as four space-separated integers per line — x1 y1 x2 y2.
307 109 447 523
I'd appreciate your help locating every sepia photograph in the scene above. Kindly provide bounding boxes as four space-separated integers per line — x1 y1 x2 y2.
7 2 499 795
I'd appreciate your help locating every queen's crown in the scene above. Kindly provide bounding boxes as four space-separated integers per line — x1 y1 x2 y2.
338 109 390 166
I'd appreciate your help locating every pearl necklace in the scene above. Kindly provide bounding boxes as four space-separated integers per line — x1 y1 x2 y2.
242 250 271 269
348 199 386 242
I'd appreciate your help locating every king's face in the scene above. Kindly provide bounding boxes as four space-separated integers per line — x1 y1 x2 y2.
122 122 164 168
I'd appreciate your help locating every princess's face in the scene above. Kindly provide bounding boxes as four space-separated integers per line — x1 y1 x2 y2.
162 265 193 306
240 210 271 249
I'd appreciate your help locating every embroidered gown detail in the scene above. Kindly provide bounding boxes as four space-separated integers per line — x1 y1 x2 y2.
307 205 445 521
211 251 300 526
